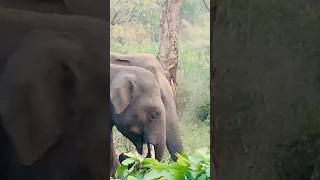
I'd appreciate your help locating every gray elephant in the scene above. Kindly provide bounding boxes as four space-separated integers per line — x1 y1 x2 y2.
0 0 107 20
110 52 183 161
0 7 109 180
110 64 167 174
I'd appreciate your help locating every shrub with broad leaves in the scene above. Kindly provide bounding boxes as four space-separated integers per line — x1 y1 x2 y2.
111 148 210 180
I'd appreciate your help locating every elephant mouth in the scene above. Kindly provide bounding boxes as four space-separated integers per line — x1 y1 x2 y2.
135 143 155 159
119 143 156 165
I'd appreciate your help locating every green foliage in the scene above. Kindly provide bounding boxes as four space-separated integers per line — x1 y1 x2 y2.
181 0 209 24
113 148 210 180
196 102 210 122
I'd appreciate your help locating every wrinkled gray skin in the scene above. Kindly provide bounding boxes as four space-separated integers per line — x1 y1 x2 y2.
110 64 166 174
110 52 183 161
0 0 107 20
0 7 109 180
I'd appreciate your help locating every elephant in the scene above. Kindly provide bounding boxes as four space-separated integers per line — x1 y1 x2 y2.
110 52 183 161
0 0 107 20
0 7 109 180
110 64 167 174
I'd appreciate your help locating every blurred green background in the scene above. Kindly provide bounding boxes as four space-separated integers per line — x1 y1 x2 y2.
110 0 210 162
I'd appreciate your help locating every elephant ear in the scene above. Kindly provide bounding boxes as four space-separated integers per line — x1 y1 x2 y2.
112 58 131 66
110 53 132 66
0 31 81 165
110 73 136 114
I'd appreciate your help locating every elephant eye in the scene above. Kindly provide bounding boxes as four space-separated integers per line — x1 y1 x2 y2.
149 111 159 121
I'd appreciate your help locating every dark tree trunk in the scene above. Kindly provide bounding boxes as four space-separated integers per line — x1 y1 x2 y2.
211 1 218 179
158 0 181 104
215 0 320 180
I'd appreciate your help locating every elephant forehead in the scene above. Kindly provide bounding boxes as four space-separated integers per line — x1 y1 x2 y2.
138 77 160 91
136 101 164 116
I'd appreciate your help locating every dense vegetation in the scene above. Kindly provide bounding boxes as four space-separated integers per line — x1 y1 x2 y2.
112 148 210 180
110 0 210 162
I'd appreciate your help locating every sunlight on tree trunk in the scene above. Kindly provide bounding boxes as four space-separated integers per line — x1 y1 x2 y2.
158 0 182 104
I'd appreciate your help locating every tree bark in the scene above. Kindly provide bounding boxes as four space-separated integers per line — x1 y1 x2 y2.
158 0 182 104
211 0 217 179
215 1 320 180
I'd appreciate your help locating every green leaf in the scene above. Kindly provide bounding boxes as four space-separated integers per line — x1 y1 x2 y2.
143 158 164 169
170 169 188 180
185 170 195 180
159 171 174 180
189 155 200 164
144 169 174 180
115 165 127 177
127 175 137 180
176 153 190 167
143 169 164 180
192 148 210 162
143 158 159 165
205 168 210 177
124 152 144 161
127 162 137 173
200 162 209 168
122 158 136 166
113 148 211 180
198 173 207 180
135 173 144 180
124 152 137 158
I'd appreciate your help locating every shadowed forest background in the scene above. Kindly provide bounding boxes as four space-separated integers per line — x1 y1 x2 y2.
110 0 210 162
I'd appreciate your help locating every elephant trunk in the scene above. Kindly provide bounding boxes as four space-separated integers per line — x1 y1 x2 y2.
144 104 166 161
136 142 164 161
144 135 165 161
155 143 165 161
159 76 183 161
166 115 183 161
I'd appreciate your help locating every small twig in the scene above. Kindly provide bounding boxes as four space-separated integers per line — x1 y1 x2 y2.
202 0 210 12
111 11 119 25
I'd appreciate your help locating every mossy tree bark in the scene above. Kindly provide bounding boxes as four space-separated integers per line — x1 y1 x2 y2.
158 0 182 104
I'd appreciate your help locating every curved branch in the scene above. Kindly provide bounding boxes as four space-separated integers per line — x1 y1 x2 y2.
111 11 119 26
202 0 210 12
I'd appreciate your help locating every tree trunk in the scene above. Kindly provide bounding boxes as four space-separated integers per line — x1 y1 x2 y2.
158 0 182 104
211 1 218 179
215 0 320 180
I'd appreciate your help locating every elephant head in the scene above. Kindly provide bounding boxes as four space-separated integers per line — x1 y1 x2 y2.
0 22 109 179
110 52 183 161
110 64 166 161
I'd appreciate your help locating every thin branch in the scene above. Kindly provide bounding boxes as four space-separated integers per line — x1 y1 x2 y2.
202 0 210 12
110 4 154 25
111 11 119 25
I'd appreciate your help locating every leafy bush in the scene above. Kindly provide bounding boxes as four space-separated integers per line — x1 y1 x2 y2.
196 102 210 122
112 148 210 180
